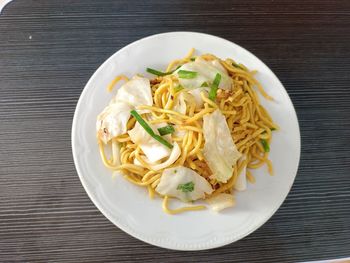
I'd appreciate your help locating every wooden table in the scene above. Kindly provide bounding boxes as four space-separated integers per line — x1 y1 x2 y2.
1 1 349 262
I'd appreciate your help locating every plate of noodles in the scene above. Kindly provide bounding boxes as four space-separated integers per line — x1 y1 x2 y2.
72 32 300 250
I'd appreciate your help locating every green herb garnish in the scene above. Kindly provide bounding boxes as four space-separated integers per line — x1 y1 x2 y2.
146 65 180 76
190 57 196 61
178 70 197 79
157 125 175 136
261 139 270 152
271 127 276 131
174 85 184 93
177 181 194 193
232 62 245 70
201 82 209 87
208 73 222 101
146 68 172 76
130 110 173 149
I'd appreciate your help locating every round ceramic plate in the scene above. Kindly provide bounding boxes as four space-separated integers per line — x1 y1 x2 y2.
72 32 300 251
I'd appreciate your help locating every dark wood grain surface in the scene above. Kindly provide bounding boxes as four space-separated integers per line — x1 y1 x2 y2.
1 0 350 262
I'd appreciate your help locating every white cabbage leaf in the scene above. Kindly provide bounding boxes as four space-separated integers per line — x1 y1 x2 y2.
173 125 186 138
96 102 132 144
128 121 171 163
172 92 187 114
112 76 152 112
132 142 181 171
206 193 235 212
203 109 242 183
234 155 247 191
97 76 153 143
149 142 181 171
156 166 213 202
188 88 208 109
175 57 232 90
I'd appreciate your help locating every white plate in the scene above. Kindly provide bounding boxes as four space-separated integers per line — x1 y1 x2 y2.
71 32 300 250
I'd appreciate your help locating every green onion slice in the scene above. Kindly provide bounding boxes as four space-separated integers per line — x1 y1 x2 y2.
174 85 184 93
261 139 270 152
208 73 222 101
146 65 181 76
232 62 245 70
130 110 173 149
146 68 172 76
177 181 194 193
178 70 197 79
200 82 209 87
157 125 175 136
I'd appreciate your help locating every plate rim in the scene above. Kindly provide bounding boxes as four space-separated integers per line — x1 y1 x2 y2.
71 31 301 251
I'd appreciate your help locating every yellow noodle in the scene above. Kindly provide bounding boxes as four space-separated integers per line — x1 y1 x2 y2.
162 196 206 214
107 75 129 92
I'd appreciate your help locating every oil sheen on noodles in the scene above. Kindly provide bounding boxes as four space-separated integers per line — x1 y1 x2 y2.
97 49 278 215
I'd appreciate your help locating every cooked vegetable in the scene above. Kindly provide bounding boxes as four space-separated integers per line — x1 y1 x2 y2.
113 76 152 112
177 181 194 193
206 193 235 212
146 68 172 76
208 73 222 101
178 70 198 79
200 82 209 87
202 110 241 183
261 139 270 152
129 122 172 163
96 102 132 144
149 142 181 171
232 61 245 70
157 125 175 136
130 110 173 149
147 65 182 76
173 85 184 93
175 57 232 90
156 166 213 202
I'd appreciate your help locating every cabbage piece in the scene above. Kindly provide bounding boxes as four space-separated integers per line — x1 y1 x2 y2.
175 57 232 90
203 109 242 183
156 166 213 202
206 193 235 212
97 76 153 143
113 76 152 112
132 142 180 171
149 142 181 171
234 155 247 191
128 121 171 163
173 125 186 138
96 102 132 144
172 92 186 114
188 88 208 109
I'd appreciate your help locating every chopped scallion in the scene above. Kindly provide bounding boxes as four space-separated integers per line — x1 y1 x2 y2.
157 125 175 136
174 85 184 93
261 139 270 152
146 68 172 76
146 65 180 77
201 82 209 87
232 62 245 70
208 73 222 101
130 110 173 149
177 181 194 193
190 57 196 61
178 70 197 79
